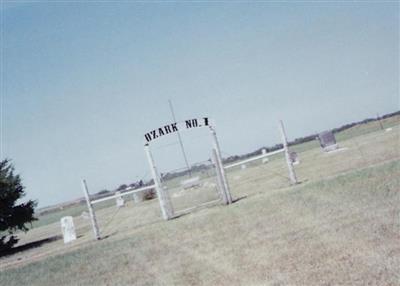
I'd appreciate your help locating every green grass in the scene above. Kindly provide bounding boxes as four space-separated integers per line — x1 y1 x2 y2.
1 115 399 285
32 115 400 229
32 200 117 229
335 114 400 142
1 160 399 285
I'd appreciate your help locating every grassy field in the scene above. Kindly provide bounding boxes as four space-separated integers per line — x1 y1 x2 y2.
0 116 399 285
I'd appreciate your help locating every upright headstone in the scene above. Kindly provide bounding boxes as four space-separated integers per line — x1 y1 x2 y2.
80 211 89 219
181 176 201 189
289 151 299 165
115 191 125 207
261 149 269 164
61 216 77 244
241 164 247 170
133 191 145 203
318 130 338 152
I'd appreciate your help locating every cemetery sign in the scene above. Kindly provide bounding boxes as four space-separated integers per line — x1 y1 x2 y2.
144 117 210 143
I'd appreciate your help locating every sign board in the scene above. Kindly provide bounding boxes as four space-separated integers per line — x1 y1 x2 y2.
144 117 210 143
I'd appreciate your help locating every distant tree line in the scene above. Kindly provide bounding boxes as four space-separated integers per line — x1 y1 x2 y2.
223 110 400 164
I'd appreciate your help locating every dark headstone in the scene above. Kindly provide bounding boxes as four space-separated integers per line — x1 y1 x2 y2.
318 131 338 152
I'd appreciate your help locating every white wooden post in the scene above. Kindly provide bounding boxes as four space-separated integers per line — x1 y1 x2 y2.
279 120 298 185
211 149 229 204
144 144 174 220
82 179 101 240
209 126 232 204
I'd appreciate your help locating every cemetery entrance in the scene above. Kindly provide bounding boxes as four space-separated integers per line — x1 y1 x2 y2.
144 117 232 220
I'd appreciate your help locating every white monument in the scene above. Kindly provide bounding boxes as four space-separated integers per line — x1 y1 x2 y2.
133 191 146 203
181 176 201 189
289 151 300 165
115 191 125 207
80 211 89 219
261 149 269 164
61 216 77 244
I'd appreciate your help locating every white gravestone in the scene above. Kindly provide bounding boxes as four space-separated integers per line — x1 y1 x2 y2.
181 176 201 189
116 191 125 207
61 216 77 244
80 211 89 219
241 164 247 170
133 191 146 203
289 151 300 165
261 149 269 164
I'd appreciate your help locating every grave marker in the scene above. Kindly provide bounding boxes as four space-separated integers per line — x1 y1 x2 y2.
181 176 201 189
289 151 299 165
60 216 77 244
115 191 125 207
133 191 145 203
318 130 338 152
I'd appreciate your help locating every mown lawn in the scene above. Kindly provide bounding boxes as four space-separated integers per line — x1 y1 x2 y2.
0 160 399 285
0 116 399 285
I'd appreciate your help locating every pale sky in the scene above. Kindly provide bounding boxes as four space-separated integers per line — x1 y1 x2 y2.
2 1 399 207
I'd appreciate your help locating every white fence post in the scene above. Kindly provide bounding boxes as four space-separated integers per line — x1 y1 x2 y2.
279 120 298 185
209 126 232 204
211 148 229 204
82 179 101 240
144 144 174 220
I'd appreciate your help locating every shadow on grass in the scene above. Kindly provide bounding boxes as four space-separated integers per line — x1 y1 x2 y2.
99 232 118 240
232 195 247 203
172 196 248 219
296 179 307 185
1 235 62 258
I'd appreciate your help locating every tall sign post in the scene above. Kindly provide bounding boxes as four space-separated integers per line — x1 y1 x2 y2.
209 126 232 204
144 144 174 220
211 148 230 204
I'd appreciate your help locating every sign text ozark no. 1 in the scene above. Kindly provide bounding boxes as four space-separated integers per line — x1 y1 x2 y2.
144 117 210 143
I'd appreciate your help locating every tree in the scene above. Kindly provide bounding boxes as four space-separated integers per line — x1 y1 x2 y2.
0 159 37 252
96 189 110 195
117 184 127 191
